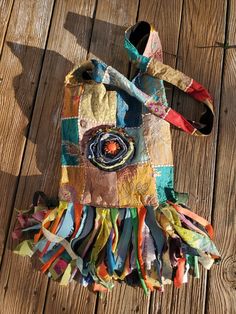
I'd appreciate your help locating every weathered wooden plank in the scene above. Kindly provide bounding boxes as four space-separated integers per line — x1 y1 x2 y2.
44 282 97 314
0 0 55 265
160 0 226 313
0 0 14 53
43 2 99 312
206 0 236 312
88 0 139 74
0 0 55 312
138 1 183 312
139 0 183 68
97 283 149 314
0 1 97 314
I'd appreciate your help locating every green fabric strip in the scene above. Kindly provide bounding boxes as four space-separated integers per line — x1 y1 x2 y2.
130 208 148 295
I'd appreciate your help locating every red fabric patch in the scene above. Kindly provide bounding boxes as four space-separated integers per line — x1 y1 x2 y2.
186 79 212 102
165 109 195 134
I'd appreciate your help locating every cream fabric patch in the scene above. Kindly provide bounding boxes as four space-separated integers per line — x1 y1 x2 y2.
143 114 173 166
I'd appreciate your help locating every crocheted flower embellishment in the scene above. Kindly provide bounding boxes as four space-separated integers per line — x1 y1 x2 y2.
87 127 135 171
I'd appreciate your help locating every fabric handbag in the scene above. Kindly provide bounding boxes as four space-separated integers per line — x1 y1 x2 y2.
13 21 220 294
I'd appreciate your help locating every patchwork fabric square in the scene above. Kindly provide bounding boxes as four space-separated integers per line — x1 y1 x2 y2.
79 84 117 123
62 85 82 118
117 163 158 207
61 118 79 166
154 165 175 203
124 127 149 164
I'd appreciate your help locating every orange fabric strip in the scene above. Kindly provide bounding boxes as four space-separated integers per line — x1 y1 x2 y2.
39 207 66 258
41 203 83 273
167 201 214 239
93 282 108 292
174 257 186 288
34 210 52 244
73 203 83 237
41 246 65 273
34 221 50 244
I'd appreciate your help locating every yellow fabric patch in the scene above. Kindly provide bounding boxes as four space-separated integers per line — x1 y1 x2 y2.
143 114 173 165
117 164 158 207
13 239 34 257
79 84 116 123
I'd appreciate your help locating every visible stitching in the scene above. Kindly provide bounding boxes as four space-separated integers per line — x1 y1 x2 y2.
184 78 194 92
61 116 79 120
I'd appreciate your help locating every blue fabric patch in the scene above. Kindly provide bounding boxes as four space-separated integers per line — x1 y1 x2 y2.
125 127 149 164
116 92 129 127
61 118 79 166
154 166 175 203
116 90 143 127
133 74 168 107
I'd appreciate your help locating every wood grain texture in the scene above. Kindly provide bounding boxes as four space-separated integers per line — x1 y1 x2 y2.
138 1 183 312
88 0 139 74
0 1 55 313
0 0 234 313
164 0 226 313
44 281 97 314
0 1 97 314
97 282 150 314
138 0 183 67
206 0 236 313
0 0 55 265
0 0 14 53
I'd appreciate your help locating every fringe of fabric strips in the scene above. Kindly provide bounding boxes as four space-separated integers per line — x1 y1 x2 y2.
12 191 220 294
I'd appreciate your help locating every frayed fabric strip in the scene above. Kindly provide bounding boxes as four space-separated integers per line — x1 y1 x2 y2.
12 192 220 294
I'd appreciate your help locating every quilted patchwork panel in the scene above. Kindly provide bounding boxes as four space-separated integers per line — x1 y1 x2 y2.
154 165 175 203
79 84 117 123
124 127 149 164
117 163 158 207
59 166 86 202
62 85 83 118
60 68 175 207
61 118 79 166
81 165 119 207
143 113 173 166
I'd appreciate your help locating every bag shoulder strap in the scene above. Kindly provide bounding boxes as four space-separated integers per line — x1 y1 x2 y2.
67 59 213 136
124 22 214 136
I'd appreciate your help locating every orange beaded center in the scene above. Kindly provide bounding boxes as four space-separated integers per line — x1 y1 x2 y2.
104 140 120 155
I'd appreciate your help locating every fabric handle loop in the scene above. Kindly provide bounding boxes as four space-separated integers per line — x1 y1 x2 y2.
88 59 213 136
124 25 215 136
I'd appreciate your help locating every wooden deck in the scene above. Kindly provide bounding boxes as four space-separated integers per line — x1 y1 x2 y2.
0 0 235 313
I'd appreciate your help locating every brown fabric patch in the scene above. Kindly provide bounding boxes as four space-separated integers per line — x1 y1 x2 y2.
62 85 83 118
59 166 86 202
82 165 119 207
117 163 158 207
143 114 173 166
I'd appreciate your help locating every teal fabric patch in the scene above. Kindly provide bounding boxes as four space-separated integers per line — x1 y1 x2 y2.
125 127 149 164
133 74 168 108
154 166 175 203
124 37 150 71
116 90 143 127
116 91 129 127
61 118 79 166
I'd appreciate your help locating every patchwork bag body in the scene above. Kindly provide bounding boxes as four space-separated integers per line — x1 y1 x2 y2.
13 22 220 293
